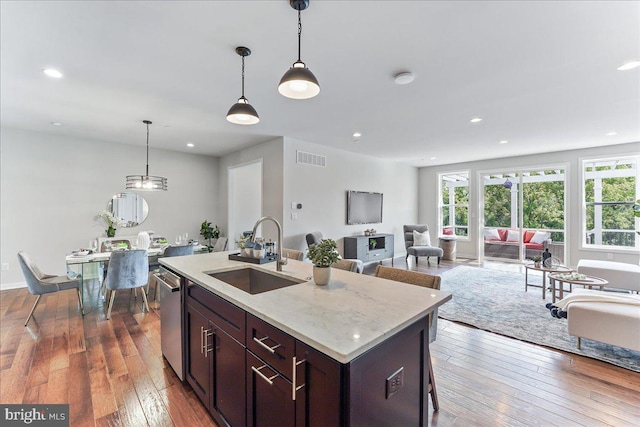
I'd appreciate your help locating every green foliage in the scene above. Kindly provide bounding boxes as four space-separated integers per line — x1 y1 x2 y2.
200 221 220 240
307 239 340 267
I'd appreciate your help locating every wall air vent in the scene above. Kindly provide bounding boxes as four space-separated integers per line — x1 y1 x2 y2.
296 150 326 168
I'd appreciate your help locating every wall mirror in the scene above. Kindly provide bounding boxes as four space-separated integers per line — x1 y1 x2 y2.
107 192 149 227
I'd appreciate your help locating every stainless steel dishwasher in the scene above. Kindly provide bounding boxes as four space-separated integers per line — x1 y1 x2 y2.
156 267 184 380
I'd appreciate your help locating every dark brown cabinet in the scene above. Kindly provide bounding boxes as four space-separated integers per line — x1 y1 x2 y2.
184 280 433 427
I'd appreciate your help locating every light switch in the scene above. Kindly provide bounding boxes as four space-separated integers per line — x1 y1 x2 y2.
291 202 297 210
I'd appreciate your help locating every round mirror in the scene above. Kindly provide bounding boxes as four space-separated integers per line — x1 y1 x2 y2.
107 192 149 228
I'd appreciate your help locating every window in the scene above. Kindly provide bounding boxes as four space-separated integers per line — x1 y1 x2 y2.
439 171 469 238
582 155 639 249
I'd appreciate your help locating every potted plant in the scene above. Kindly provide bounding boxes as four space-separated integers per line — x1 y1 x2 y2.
237 234 251 257
307 238 340 286
200 220 221 252
529 255 542 268
97 210 123 237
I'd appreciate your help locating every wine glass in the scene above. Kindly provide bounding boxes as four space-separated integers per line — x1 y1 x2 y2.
183 232 189 244
176 235 183 245
89 240 97 253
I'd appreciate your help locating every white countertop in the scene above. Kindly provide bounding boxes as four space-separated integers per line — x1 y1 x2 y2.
160 251 452 363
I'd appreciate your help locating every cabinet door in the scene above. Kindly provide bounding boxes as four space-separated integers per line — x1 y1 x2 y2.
213 327 246 427
185 304 212 409
247 352 295 427
295 341 342 427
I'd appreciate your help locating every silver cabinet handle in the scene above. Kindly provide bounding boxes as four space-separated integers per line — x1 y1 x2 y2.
201 326 213 357
292 356 306 401
253 336 281 354
252 364 278 385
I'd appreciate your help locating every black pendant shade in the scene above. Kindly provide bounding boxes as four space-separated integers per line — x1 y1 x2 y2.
227 47 260 125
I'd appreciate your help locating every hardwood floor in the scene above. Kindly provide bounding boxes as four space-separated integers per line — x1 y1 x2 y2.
1 258 638 426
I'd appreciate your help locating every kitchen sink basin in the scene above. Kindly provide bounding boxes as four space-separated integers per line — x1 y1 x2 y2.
208 267 305 295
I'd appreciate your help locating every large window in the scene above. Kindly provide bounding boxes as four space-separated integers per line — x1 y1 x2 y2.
439 171 469 238
582 156 639 249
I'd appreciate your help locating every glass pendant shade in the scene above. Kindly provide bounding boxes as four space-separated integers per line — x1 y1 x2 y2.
278 60 320 99
125 120 168 191
227 96 260 125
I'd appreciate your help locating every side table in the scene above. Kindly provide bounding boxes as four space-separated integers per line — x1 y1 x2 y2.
524 263 572 299
439 237 457 261
547 273 608 303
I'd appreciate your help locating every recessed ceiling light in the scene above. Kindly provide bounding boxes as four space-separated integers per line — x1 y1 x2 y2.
43 68 63 78
50 122 62 126
186 143 195 148
430 157 437 160
499 140 508 144
470 117 483 123
394 72 414 85
352 132 362 138
606 132 617 136
617 61 640 71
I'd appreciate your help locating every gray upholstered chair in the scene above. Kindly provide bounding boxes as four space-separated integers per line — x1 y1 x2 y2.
17 251 84 326
403 225 443 265
283 248 304 261
213 237 228 252
104 250 149 319
306 232 364 273
148 244 194 299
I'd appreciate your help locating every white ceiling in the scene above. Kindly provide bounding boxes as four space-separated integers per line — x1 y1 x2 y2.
1 1 639 167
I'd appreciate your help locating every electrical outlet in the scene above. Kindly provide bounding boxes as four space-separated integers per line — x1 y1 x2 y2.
1 262 9 271
385 367 404 399
606 253 613 260
291 212 298 220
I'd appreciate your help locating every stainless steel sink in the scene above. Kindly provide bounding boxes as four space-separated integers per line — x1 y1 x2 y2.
208 267 305 295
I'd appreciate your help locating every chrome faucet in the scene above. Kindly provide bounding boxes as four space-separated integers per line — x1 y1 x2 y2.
250 216 286 271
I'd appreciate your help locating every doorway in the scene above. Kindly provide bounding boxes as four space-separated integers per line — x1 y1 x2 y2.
228 160 262 250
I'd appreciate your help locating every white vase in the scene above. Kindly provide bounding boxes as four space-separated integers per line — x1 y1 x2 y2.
137 231 150 250
313 266 331 286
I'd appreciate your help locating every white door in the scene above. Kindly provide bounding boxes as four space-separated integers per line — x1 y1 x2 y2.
228 160 263 249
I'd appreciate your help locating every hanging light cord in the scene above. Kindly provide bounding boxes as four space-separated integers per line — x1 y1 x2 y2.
241 55 246 98
297 9 302 62
145 121 150 176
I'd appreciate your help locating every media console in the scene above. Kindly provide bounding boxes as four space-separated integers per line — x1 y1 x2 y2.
344 233 395 265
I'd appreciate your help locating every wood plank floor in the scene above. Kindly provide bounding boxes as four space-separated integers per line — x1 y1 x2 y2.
1 257 638 426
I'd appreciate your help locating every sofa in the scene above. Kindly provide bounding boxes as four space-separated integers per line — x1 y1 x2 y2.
484 228 551 260
576 260 640 292
562 289 640 351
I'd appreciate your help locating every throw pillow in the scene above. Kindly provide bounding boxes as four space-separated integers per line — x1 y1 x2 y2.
530 231 551 244
484 228 501 240
506 229 521 242
413 230 431 246
523 230 536 243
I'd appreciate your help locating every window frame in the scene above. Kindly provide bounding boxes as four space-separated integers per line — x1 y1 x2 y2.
580 154 640 252
438 170 470 240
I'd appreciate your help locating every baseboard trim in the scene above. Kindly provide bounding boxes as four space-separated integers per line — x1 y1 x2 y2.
1 281 27 291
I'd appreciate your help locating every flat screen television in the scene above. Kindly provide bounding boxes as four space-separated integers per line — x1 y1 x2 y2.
347 191 383 225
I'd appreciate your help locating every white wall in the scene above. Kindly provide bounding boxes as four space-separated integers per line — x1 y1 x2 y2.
0 128 219 288
418 142 640 268
218 138 284 246
282 138 419 258
228 160 262 249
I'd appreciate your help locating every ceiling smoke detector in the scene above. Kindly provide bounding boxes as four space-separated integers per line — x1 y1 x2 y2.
394 72 414 85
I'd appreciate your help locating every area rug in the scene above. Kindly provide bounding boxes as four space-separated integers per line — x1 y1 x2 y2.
439 265 640 372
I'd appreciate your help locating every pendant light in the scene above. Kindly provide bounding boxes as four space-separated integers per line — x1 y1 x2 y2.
125 120 168 191
278 0 320 99
227 47 260 125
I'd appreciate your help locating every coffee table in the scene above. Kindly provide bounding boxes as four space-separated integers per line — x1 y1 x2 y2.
524 263 573 299
547 273 608 303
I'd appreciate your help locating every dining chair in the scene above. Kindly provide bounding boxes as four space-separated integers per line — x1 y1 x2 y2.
213 237 228 252
306 231 364 273
374 265 441 410
331 259 358 272
148 244 194 300
283 248 304 261
104 249 149 319
17 251 84 326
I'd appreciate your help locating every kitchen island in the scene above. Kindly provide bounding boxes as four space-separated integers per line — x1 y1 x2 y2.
160 252 451 427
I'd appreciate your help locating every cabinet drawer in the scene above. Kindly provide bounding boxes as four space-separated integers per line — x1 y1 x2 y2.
247 314 295 379
187 281 245 343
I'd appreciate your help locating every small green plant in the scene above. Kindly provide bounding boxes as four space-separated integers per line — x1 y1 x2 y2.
236 234 250 250
307 239 340 267
529 256 542 262
369 238 377 249
200 220 220 251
